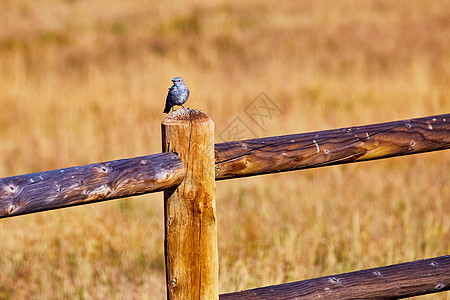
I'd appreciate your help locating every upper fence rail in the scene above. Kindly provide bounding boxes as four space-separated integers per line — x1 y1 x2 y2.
0 113 448 218
215 113 449 179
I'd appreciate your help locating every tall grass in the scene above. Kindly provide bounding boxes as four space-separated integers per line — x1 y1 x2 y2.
0 0 449 298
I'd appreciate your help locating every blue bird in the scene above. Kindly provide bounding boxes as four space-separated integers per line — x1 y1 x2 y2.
163 77 190 113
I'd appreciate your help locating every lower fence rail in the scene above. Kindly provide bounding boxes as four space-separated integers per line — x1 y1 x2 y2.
220 255 450 299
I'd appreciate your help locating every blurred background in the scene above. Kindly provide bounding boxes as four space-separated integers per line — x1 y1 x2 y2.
0 0 449 298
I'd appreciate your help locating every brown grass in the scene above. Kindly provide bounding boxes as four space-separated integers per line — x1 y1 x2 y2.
0 0 449 298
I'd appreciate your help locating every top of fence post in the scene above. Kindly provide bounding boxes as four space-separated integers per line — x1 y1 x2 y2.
161 108 218 300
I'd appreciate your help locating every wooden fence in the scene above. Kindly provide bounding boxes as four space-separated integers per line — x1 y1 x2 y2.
0 110 449 299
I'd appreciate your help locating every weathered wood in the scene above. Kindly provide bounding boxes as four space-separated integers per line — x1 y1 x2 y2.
1 114 447 218
220 255 450 299
215 114 450 179
0 152 184 218
162 108 218 300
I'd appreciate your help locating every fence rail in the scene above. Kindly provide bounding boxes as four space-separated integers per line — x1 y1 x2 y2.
215 113 449 179
1 114 448 218
0 110 449 299
220 255 450 299
0 153 184 217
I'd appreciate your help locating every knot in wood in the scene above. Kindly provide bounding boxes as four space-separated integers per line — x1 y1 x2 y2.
170 277 178 290
185 188 196 201
5 204 16 215
94 164 111 175
328 277 341 284
4 184 18 195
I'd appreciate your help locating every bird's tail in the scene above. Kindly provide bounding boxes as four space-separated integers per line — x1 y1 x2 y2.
163 103 171 114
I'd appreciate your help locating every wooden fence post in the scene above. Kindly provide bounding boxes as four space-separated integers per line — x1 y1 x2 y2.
161 108 218 299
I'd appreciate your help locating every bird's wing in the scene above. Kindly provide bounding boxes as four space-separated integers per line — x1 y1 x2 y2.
166 92 172 101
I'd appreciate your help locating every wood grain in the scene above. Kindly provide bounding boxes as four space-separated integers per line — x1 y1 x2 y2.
220 255 450 299
1 114 447 218
162 108 219 300
215 114 450 179
0 152 184 218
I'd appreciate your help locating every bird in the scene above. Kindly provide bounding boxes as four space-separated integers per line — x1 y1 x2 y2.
163 77 190 113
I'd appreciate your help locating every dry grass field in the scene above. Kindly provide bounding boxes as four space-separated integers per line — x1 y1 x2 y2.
0 0 449 299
